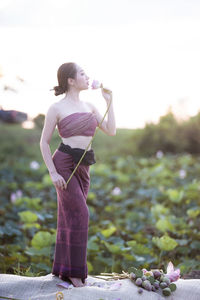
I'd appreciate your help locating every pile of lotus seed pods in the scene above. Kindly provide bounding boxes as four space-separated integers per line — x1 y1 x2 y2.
130 267 177 297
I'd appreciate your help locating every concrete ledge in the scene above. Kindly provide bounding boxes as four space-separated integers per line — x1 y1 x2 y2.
0 273 200 300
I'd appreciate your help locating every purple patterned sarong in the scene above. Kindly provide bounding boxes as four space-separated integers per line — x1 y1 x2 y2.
51 149 90 284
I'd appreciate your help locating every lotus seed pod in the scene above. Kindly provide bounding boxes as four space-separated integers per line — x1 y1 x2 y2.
142 280 152 291
130 272 136 280
146 284 152 291
141 275 147 281
142 280 146 287
151 285 156 292
160 282 168 289
138 287 143 294
153 270 161 278
162 287 172 296
163 276 171 285
169 283 177 292
160 275 165 282
135 278 143 286
145 271 153 277
153 281 160 289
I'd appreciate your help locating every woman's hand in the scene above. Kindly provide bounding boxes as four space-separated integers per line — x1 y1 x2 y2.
101 86 113 104
50 171 67 190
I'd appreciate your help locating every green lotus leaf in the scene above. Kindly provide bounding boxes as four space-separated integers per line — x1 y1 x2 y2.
87 240 99 251
87 261 93 272
101 226 116 238
18 211 38 223
31 231 54 249
114 171 130 184
42 174 52 186
127 240 153 255
151 204 170 219
101 240 122 254
156 217 174 232
25 246 51 256
87 192 96 200
152 235 178 251
24 223 40 229
187 207 200 218
166 189 184 203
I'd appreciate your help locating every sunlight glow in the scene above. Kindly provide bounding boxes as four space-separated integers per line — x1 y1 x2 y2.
1 1 200 129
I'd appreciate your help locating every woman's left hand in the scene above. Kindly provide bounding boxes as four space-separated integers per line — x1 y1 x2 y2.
101 86 112 104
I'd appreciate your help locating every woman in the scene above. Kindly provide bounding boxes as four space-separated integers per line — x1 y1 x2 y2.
40 62 116 287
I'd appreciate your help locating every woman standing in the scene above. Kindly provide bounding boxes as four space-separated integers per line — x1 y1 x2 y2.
40 62 116 287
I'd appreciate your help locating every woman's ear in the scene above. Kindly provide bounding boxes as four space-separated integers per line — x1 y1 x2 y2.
68 78 75 86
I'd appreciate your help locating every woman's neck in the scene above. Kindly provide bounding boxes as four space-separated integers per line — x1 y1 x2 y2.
64 87 80 103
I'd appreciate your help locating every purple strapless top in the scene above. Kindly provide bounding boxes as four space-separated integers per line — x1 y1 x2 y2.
57 112 98 138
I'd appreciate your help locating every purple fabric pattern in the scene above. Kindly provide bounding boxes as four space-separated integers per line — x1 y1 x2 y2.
57 112 98 138
51 149 91 284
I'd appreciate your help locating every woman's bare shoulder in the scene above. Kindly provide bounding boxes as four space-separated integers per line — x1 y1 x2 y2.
46 102 59 113
45 102 61 123
84 101 97 113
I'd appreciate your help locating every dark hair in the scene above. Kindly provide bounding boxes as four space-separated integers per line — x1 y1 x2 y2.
52 62 77 96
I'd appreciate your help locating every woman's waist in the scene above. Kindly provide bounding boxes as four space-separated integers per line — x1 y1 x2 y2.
56 142 96 166
61 136 92 150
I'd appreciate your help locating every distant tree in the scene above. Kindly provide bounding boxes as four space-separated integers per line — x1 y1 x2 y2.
33 114 45 129
131 107 197 156
181 111 200 154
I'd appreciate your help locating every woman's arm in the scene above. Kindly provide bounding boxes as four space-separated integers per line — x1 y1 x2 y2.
87 88 116 136
40 104 67 190
40 104 58 174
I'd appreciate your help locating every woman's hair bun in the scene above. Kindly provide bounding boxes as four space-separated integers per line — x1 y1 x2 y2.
53 85 65 96
51 62 77 96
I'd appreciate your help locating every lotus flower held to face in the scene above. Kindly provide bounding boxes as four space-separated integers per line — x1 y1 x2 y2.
91 80 102 89
91 79 112 95
166 261 180 282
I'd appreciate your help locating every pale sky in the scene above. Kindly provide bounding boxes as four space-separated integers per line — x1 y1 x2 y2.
0 0 200 128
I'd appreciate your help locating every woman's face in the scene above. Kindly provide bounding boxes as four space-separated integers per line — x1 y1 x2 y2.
73 65 89 91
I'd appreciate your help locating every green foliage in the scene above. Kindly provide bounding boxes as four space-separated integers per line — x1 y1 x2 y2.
120 108 200 157
1 117 200 277
31 231 55 249
15 197 42 210
152 235 178 251
187 207 200 218
33 114 45 129
101 226 117 238
18 211 38 223
166 189 184 203
155 217 175 232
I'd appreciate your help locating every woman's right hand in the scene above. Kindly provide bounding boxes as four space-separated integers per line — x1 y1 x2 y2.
50 171 67 190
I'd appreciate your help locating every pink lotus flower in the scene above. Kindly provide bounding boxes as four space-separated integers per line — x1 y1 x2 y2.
91 80 102 89
91 79 112 94
10 190 23 203
166 261 180 282
111 187 122 196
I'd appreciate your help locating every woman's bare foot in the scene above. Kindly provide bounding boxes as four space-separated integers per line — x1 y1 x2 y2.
68 277 85 287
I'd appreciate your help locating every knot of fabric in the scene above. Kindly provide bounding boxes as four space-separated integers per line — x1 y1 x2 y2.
58 143 96 166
